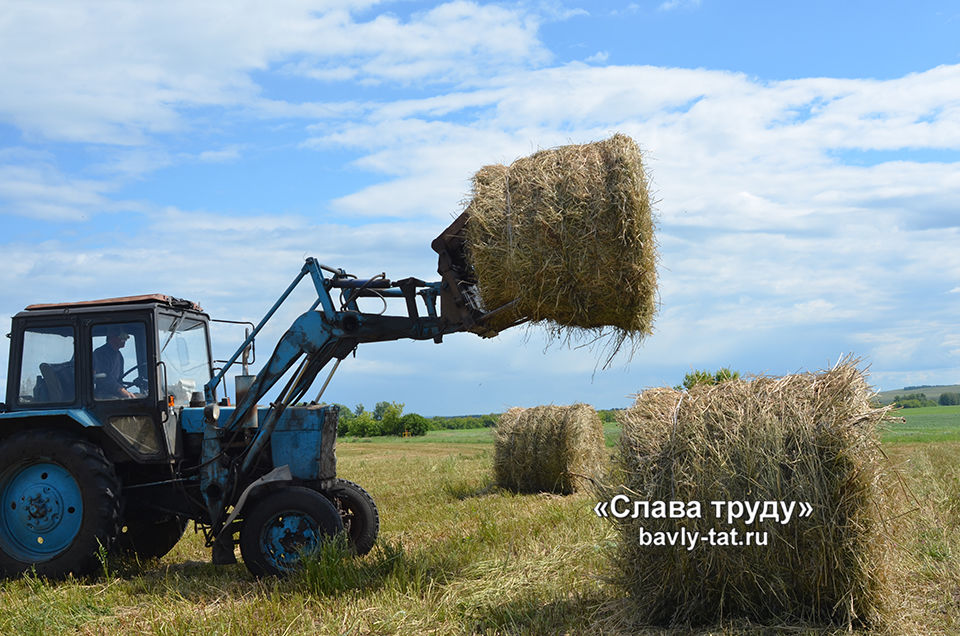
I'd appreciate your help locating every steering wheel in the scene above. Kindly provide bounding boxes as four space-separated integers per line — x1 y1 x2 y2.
120 364 149 393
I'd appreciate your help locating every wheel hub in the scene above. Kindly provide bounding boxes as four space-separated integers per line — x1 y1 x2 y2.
22 487 64 532
263 514 318 569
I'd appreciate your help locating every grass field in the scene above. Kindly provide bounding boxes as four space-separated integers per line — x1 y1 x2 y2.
1 412 958 634
340 426 497 445
880 404 960 443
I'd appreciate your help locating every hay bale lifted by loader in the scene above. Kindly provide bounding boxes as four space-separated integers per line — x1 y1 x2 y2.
434 134 658 362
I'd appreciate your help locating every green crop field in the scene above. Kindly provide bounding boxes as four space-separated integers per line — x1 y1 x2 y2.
339 426 497 445
1 413 959 634
881 405 960 444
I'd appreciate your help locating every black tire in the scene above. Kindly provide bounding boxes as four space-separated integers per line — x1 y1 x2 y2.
239 485 343 577
324 479 379 556
114 512 189 561
0 430 121 578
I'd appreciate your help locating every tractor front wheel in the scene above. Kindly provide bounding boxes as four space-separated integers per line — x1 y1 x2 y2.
239 485 343 577
324 479 379 556
0 430 121 578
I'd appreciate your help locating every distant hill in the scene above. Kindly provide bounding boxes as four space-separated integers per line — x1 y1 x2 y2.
874 384 960 405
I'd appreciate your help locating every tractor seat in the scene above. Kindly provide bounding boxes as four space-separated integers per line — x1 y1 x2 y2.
39 363 64 402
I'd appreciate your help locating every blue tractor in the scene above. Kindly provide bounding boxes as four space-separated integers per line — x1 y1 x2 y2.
0 215 512 577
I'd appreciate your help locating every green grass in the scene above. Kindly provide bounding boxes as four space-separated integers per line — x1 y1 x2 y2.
0 443 612 634
882 405 960 444
2 415 959 634
602 421 621 447
339 426 496 445
340 421 622 447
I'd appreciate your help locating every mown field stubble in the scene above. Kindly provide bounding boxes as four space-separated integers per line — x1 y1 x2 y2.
1 412 959 635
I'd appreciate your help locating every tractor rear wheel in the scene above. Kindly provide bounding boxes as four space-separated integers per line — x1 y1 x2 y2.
0 430 121 578
324 479 379 556
115 512 189 561
239 485 343 577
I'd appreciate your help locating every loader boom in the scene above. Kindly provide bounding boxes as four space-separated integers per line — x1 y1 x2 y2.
199 246 497 536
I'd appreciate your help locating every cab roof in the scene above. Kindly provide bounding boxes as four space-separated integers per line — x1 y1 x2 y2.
24 294 204 313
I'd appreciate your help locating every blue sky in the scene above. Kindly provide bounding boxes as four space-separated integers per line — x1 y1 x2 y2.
1 1 958 415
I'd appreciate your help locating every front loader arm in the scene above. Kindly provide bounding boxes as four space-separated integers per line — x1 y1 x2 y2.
196 216 524 540
197 255 486 535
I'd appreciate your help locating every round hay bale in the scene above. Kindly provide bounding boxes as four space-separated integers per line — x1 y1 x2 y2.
613 361 895 629
494 404 607 494
464 134 657 361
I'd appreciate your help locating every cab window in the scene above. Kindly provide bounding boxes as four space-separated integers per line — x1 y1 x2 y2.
19 326 76 404
158 315 211 407
91 322 148 400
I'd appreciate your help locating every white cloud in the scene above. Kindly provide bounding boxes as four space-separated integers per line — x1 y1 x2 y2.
0 1 548 145
89 148 174 179
311 63 960 235
659 0 702 11
0 161 116 221
198 146 244 163
854 322 960 372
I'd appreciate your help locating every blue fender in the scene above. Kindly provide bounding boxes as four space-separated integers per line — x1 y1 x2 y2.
0 409 103 429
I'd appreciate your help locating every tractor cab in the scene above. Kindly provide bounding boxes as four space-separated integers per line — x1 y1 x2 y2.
3 294 213 463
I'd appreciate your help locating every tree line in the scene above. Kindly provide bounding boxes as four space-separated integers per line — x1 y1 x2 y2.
325 402 626 438
891 392 960 408
327 401 502 438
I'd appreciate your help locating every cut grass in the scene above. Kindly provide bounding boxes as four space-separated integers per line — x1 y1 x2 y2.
602 420 621 447
0 442 612 635
1 424 958 634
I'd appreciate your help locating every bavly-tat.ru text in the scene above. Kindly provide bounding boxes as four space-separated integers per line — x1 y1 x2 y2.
631 526 770 550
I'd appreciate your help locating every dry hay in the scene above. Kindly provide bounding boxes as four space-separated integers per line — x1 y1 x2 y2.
613 360 896 629
464 134 657 363
494 404 607 494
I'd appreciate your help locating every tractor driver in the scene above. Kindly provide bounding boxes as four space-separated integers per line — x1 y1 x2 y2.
93 326 135 399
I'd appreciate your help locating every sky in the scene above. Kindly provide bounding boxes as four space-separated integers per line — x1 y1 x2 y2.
1 1 958 415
